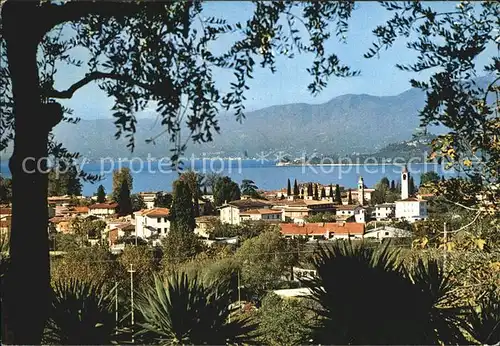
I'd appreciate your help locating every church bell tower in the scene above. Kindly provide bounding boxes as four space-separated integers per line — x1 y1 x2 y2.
401 165 410 200
357 176 365 205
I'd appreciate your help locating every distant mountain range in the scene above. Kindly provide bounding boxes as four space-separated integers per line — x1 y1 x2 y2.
1 76 493 161
43 87 436 160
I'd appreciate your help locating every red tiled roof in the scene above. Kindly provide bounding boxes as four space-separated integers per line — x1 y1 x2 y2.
336 204 362 210
135 208 170 217
280 222 364 236
49 217 73 223
0 207 12 215
72 206 89 213
240 208 282 215
397 198 421 202
89 203 118 209
227 199 272 209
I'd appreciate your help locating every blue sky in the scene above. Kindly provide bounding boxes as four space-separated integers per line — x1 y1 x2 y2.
56 1 494 119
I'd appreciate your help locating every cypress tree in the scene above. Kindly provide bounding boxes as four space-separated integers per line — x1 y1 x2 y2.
96 185 106 203
320 187 326 199
348 189 353 204
307 183 313 196
117 180 132 216
335 184 342 204
170 180 196 232
329 184 334 198
409 176 416 195
293 179 299 196
287 179 292 196
390 180 396 192
314 184 319 199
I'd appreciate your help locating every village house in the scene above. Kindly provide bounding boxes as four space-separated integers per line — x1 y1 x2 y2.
374 203 396 221
239 208 283 223
395 166 428 222
88 202 119 217
55 205 89 217
335 205 368 223
48 196 73 207
139 192 157 209
0 207 11 220
280 222 365 240
395 198 428 222
0 207 11 238
271 199 336 222
134 208 171 239
194 215 218 238
219 199 272 225
0 219 10 238
107 222 135 246
49 216 73 234
364 226 413 240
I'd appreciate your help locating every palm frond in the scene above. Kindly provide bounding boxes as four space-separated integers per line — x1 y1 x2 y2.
466 293 500 344
303 240 467 345
135 271 256 345
44 278 119 345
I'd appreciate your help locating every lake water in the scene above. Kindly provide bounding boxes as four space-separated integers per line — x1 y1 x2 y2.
0 159 457 196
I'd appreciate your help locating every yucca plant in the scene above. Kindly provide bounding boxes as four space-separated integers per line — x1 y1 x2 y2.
303 240 467 345
135 272 256 345
44 278 120 345
466 293 500 344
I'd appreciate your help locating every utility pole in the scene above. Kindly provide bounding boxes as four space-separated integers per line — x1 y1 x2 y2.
128 264 136 341
443 222 447 271
237 270 241 307
114 281 119 334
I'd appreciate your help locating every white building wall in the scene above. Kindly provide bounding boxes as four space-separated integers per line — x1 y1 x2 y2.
395 201 428 222
220 206 240 225
375 205 395 221
135 215 170 238
89 208 115 217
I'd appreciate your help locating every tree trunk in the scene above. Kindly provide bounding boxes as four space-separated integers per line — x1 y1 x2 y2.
2 3 54 344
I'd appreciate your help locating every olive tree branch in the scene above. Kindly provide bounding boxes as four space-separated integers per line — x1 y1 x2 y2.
43 71 161 99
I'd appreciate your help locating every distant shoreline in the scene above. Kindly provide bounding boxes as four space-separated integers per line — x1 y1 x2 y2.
276 162 440 167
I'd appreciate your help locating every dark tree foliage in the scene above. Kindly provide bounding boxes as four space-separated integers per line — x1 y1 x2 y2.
347 189 353 205
180 171 203 217
320 186 326 199
112 168 133 203
241 179 259 197
287 178 291 196
117 180 132 216
329 183 334 198
293 179 299 196
307 183 313 196
95 184 106 203
48 166 82 197
0 176 12 204
390 180 396 192
334 184 342 204
169 180 195 233
420 171 440 186
131 193 146 212
380 177 390 189
154 192 172 208
213 176 241 206
314 184 319 200
409 176 416 196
